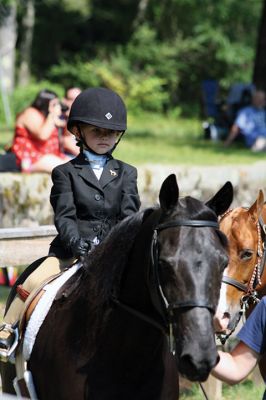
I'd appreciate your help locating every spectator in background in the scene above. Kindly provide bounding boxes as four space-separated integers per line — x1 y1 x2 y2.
60 87 82 157
224 89 266 151
62 87 82 111
11 89 71 173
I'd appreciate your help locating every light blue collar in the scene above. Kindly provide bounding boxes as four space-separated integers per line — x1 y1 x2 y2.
83 149 108 168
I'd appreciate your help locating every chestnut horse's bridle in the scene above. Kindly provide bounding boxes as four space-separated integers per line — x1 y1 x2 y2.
112 217 220 354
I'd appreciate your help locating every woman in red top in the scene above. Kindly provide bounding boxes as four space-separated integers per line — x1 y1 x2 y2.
12 89 71 173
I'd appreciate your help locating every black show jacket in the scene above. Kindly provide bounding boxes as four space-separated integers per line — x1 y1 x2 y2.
49 152 141 258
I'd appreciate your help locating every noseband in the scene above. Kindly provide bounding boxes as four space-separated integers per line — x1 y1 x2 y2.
112 217 220 354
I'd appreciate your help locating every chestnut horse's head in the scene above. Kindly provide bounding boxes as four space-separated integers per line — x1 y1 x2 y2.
215 190 266 337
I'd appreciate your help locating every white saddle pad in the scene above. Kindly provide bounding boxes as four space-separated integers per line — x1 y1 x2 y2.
23 262 82 361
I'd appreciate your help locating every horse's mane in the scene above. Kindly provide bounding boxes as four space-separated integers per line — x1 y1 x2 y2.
83 207 155 298
64 207 156 355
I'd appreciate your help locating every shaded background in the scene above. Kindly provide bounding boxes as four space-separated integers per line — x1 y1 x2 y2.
0 0 266 122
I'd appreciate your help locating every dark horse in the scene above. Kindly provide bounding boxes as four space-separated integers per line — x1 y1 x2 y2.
1 175 233 399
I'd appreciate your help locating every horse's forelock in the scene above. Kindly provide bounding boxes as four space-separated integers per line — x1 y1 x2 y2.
178 196 218 221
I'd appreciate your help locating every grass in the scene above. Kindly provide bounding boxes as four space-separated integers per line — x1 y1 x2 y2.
114 113 266 166
0 128 13 151
180 379 264 399
2 113 266 165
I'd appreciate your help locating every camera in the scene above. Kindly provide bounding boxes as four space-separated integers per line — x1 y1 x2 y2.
59 102 69 113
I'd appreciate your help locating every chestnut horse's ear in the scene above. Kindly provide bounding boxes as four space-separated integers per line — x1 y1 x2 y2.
206 181 234 216
248 190 264 222
159 174 179 212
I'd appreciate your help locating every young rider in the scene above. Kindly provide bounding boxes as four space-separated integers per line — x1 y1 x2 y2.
0 87 141 359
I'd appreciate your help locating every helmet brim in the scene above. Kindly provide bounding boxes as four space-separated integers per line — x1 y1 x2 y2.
67 117 126 132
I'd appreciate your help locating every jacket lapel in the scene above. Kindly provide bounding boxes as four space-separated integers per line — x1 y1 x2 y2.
100 158 120 189
73 153 103 191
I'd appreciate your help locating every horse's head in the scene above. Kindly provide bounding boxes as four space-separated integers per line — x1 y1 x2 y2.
215 190 266 337
153 174 233 381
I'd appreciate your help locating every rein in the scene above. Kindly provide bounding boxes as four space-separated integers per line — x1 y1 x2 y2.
112 218 219 355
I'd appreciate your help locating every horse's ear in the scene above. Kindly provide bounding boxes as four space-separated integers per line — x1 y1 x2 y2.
159 174 179 212
248 190 264 222
206 181 234 216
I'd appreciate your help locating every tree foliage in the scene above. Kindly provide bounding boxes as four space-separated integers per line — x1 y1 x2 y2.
1 0 264 116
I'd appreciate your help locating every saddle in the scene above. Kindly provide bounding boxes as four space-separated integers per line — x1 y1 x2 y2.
12 272 63 398
13 262 82 398
18 272 63 334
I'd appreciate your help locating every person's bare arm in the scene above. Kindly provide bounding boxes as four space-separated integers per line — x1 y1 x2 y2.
17 99 66 141
212 341 259 384
224 124 240 147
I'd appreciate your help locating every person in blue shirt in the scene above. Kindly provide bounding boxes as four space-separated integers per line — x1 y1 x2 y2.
212 296 266 399
224 89 266 151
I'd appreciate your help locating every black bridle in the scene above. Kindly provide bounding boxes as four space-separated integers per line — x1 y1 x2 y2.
112 218 220 353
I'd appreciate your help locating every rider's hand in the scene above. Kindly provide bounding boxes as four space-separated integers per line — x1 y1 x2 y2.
69 237 91 257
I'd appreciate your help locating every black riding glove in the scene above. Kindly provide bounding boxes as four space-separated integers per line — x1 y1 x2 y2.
68 237 91 257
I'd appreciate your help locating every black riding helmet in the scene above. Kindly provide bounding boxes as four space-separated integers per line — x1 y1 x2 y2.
67 87 127 132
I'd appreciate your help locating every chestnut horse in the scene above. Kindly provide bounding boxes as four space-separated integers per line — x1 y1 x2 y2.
1 175 233 399
215 190 266 378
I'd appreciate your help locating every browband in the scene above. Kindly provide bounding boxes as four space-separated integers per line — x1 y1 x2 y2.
156 219 219 231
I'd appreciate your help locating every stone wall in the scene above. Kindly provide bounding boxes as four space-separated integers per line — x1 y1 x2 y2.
0 161 266 228
0 173 53 228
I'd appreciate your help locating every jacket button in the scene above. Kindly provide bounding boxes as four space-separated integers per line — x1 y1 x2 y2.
95 194 101 201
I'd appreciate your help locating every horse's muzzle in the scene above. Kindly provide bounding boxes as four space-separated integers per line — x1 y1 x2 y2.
178 350 219 382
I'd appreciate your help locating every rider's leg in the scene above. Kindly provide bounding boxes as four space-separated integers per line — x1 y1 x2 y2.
0 256 74 354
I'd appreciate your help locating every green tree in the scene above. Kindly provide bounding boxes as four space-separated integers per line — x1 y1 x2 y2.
0 0 17 125
0 0 17 94
2 0 265 116
17 0 35 86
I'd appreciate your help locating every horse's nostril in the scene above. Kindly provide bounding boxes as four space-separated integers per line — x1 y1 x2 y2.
180 354 193 369
179 354 212 382
216 353 220 366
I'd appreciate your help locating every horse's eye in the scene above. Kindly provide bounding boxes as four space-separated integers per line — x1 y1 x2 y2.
239 249 254 260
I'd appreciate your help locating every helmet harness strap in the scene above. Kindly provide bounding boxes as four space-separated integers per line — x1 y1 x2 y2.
76 125 125 156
